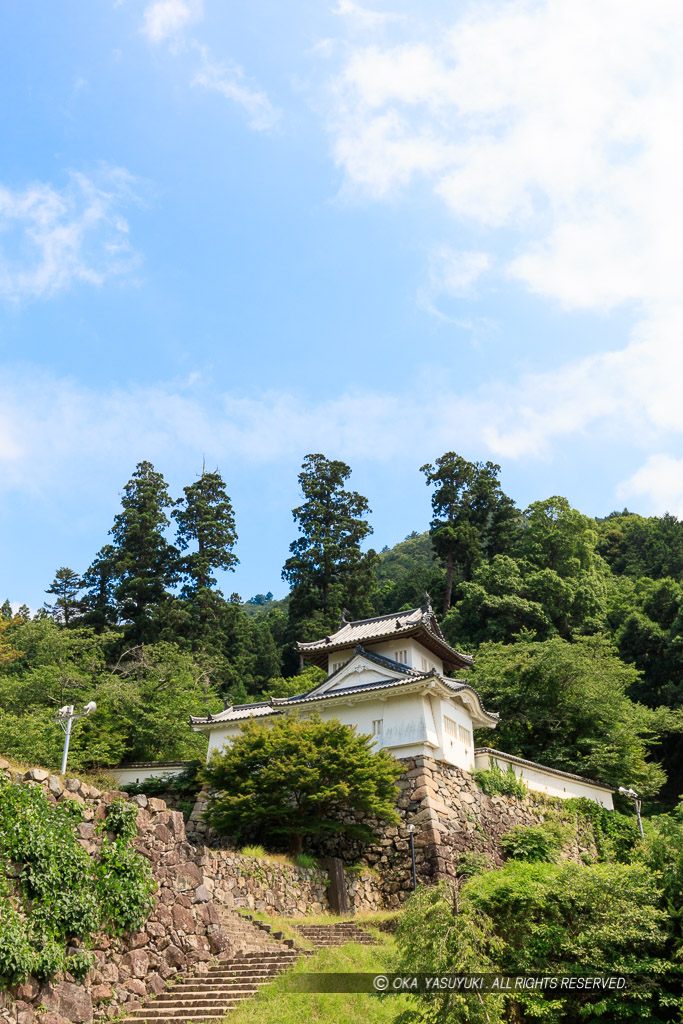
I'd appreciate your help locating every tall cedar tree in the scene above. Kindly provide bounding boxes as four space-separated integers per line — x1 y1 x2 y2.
203 715 402 855
81 544 118 632
109 461 178 642
173 468 238 599
282 454 378 641
44 567 82 626
421 453 519 614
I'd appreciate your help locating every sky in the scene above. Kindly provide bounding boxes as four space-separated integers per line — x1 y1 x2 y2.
2 0 683 610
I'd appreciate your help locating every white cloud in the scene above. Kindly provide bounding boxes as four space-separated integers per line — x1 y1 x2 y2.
141 0 202 44
322 0 683 457
0 167 141 302
417 245 491 318
334 1 405 30
192 48 280 132
618 454 683 517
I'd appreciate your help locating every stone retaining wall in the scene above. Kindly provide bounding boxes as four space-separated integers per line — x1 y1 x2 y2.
357 756 597 905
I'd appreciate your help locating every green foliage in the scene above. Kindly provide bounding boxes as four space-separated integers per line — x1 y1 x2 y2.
566 797 641 862
455 851 491 878
0 777 155 988
473 758 527 799
103 797 139 840
121 761 202 803
500 823 562 863
393 863 677 1024
282 454 378 643
45 567 83 626
470 634 669 795
292 852 319 870
203 714 402 855
421 453 520 613
174 467 238 597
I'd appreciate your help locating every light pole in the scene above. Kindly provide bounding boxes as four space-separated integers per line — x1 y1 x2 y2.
408 824 417 890
618 786 644 838
55 702 97 775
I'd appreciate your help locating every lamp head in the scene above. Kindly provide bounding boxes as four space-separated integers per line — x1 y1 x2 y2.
84 701 97 715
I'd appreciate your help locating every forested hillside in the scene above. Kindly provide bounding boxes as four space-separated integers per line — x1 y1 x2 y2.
1 452 682 809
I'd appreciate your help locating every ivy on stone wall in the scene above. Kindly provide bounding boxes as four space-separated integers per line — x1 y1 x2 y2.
0 777 155 988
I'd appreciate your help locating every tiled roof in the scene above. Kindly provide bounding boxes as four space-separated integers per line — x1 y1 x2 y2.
296 597 472 671
191 671 498 727
475 748 613 791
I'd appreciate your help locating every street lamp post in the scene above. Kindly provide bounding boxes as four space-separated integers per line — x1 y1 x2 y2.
55 702 97 775
408 824 417 890
618 786 644 838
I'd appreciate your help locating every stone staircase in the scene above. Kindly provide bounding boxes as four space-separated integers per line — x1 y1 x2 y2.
296 921 378 947
123 910 307 1024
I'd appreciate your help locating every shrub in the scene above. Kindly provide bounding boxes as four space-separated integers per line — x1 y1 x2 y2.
0 775 155 988
456 851 491 878
473 758 527 799
565 796 640 861
500 823 562 863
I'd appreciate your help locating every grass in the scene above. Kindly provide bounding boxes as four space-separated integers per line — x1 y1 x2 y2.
223 932 408 1024
238 845 323 871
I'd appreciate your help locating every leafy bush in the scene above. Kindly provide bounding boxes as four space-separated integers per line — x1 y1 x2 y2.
0 776 155 988
565 796 640 861
473 758 528 799
393 863 675 1023
456 851 491 878
500 823 562 863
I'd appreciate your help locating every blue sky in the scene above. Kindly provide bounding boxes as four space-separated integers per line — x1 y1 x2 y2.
2 0 683 609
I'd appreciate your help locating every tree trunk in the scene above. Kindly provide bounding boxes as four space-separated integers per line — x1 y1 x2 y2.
288 833 303 856
443 552 455 615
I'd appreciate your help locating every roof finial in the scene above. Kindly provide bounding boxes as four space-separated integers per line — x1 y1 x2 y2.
421 591 432 610
340 607 351 626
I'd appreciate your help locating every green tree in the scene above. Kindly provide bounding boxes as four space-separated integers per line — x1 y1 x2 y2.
203 714 402 855
471 634 671 795
1 601 12 621
282 454 378 641
109 462 178 642
81 544 118 632
421 454 519 614
174 467 238 601
393 864 674 1024
44 567 82 626
516 496 601 576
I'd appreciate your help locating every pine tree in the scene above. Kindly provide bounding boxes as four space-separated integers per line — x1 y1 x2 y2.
1 600 12 621
173 467 238 598
109 461 178 642
45 567 82 626
421 453 520 614
282 454 378 641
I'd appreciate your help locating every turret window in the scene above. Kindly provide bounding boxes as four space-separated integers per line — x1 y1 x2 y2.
394 649 408 664
372 719 383 735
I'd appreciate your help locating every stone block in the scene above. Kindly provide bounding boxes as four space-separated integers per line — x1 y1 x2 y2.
48 775 64 797
25 768 49 783
122 950 150 979
147 797 167 812
193 884 211 903
91 985 113 1004
168 862 203 891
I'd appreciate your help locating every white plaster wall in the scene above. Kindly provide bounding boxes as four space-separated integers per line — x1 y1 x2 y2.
111 764 188 787
327 639 443 675
474 751 614 809
434 697 475 770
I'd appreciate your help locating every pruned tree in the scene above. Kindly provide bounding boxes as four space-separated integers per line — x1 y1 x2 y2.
203 715 402 855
